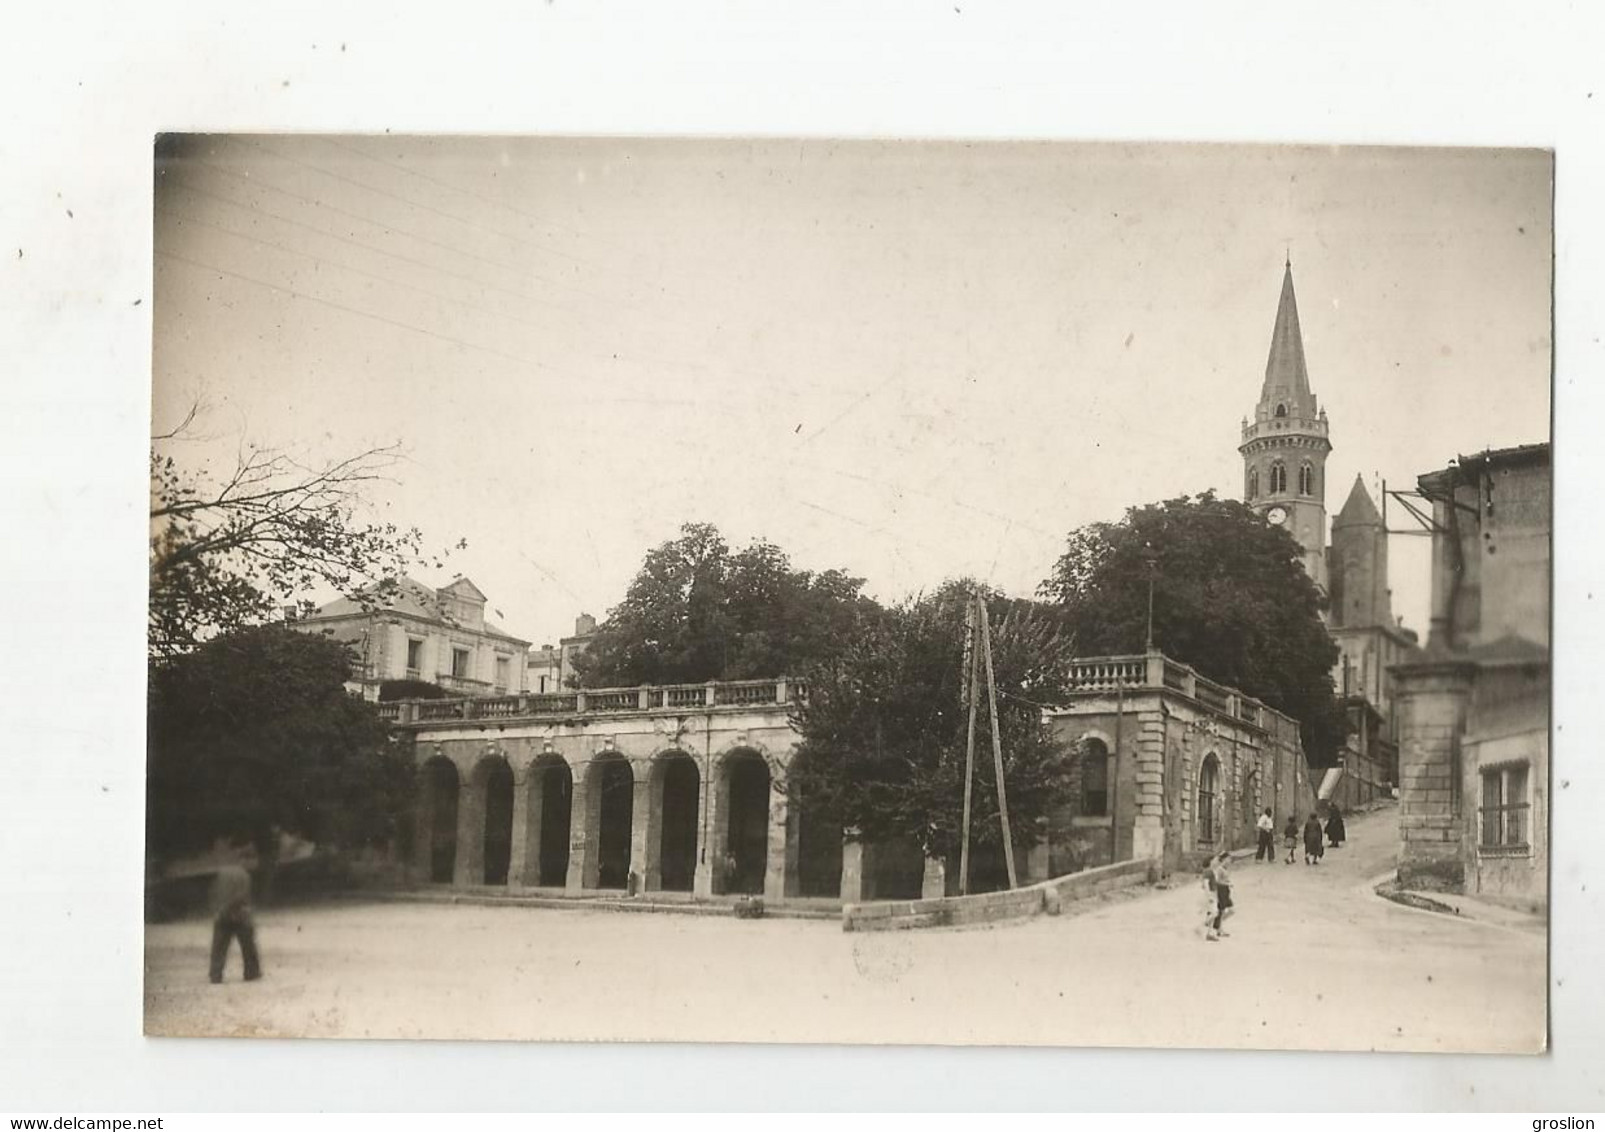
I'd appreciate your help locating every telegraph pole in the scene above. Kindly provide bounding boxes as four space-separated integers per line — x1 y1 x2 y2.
958 597 980 895
978 595 1019 889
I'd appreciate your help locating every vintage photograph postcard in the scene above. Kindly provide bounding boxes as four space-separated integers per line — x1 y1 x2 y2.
144 136 1551 1052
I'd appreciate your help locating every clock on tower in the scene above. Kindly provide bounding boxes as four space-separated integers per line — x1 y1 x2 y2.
1238 259 1331 592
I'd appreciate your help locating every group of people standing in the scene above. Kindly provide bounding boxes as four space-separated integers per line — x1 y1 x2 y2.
1255 804 1347 866
1204 804 1350 941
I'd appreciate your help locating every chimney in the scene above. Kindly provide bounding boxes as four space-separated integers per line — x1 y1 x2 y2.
575 613 598 636
282 606 298 623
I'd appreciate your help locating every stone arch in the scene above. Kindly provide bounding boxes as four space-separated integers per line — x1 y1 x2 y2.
581 752 635 890
713 747 773 895
1198 752 1221 847
647 749 701 893
784 748 843 899
520 752 573 888
467 753 515 886
417 755 460 883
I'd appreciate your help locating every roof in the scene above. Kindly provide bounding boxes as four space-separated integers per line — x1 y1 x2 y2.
1455 443 1550 475
1259 261 1316 410
439 576 489 602
1333 474 1382 527
1419 443 1551 495
307 576 531 645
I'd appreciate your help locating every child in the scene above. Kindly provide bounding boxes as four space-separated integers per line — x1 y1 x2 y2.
1209 850 1234 939
1200 858 1220 941
1282 815 1299 864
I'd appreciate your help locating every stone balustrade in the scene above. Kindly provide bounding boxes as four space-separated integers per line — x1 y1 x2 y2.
1064 651 1278 733
380 677 806 726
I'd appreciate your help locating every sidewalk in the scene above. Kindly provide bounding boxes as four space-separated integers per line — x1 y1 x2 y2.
1376 879 1547 934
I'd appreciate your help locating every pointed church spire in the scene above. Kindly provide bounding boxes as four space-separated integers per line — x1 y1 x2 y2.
1334 474 1383 527
1260 260 1313 409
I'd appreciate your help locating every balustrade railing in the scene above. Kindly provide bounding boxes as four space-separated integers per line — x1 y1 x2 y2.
584 689 639 712
1064 656 1146 691
1061 653 1276 732
1194 676 1230 714
383 677 799 726
661 684 709 709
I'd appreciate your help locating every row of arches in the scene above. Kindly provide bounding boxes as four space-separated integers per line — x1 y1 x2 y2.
415 748 848 899
1246 459 1317 501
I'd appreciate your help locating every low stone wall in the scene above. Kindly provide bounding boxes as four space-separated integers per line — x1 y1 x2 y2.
842 857 1157 932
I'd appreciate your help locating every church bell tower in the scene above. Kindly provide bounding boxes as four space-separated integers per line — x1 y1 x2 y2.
1239 259 1331 593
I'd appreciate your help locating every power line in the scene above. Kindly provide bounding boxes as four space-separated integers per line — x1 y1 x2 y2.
319 136 592 264
172 164 578 314
157 203 586 345
323 136 637 260
247 137 644 312
240 137 571 284
188 152 607 309
155 248 559 374
162 176 721 390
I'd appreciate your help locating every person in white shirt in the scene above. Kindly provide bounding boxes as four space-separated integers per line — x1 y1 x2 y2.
1255 807 1275 861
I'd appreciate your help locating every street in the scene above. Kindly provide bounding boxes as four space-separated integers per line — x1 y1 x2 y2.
144 805 1546 1052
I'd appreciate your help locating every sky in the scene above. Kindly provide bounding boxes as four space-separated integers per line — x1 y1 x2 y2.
151 136 1553 649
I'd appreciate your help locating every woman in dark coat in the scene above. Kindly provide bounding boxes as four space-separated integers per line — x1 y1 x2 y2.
1302 812 1325 865
1325 805 1347 848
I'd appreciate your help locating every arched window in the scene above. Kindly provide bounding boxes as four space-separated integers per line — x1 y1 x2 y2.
1246 467 1259 501
1299 462 1314 496
1198 754 1219 844
1269 460 1287 495
1275 403 1288 418
1081 738 1110 816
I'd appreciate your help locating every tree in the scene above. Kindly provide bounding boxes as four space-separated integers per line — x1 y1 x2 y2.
786 581 1077 884
572 522 879 687
149 415 453 659
146 625 411 864
378 678 452 702
1039 491 1348 764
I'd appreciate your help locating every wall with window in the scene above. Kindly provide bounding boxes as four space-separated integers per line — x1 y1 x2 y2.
1467 663 1548 902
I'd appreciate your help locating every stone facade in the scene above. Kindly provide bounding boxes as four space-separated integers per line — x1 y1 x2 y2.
389 678 956 904
1393 445 1550 899
1044 652 1311 876
294 575 531 700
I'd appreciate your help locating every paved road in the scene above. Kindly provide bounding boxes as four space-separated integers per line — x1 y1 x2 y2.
144 805 1546 1051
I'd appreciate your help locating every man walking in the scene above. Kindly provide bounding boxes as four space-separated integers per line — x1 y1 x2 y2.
208 843 263 984
1255 807 1275 861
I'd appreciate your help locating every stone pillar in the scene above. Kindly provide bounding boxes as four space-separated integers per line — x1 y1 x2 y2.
921 856 947 899
454 777 485 886
839 831 868 903
1131 705 1167 864
707 758 731 894
693 755 714 898
763 786 792 902
412 768 434 881
630 762 653 894
566 769 592 893
507 765 532 887
1024 835 1050 884
1394 656 1475 889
